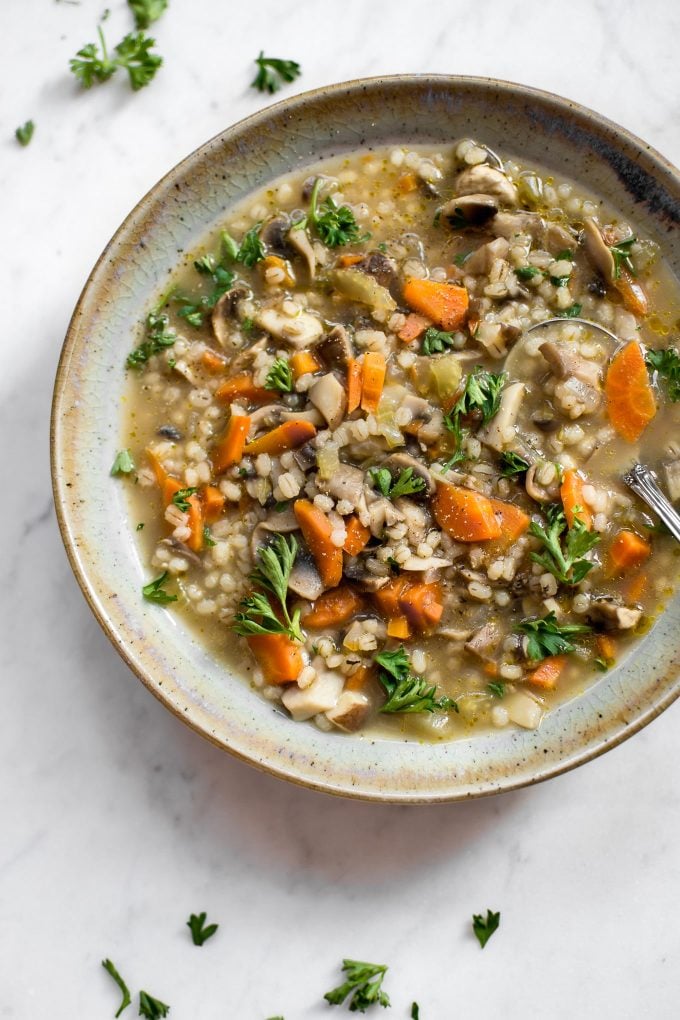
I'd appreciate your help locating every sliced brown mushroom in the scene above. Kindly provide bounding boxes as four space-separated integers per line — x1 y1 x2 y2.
160 537 203 568
525 462 560 503
587 598 642 632
354 251 398 290
287 224 316 280
539 341 602 388
293 442 318 473
582 218 615 283
316 463 366 506
440 193 499 229
317 325 354 371
281 408 325 426
308 372 347 430
381 452 435 496
211 284 251 346
464 622 501 661
289 549 326 600
343 557 389 593
463 236 511 275
454 164 518 205
326 690 371 732
248 404 285 433
255 304 324 348
478 382 525 452
259 215 291 254
250 513 299 558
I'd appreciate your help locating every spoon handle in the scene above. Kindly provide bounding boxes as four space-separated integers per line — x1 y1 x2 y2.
623 463 680 542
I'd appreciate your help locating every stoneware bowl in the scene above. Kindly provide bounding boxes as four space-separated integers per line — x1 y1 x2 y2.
51 75 680 802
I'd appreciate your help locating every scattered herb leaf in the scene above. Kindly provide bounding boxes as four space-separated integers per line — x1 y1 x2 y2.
15 120 35 146
203 526 216 547
171 487 197 512
646 347 680 402
70 27 162 91
187 911 219 946
304 177 364 248
453 251 470 268
101 959 131 1018
251 51 301 94
443 368 506 467
324 958 390 1013
374 647 458 714
422 327 455 356
487 681 506 698
265 358 294 393
232 535 303 643
472 909 500 949
127 0 167 30
369 466 426 501
136 522 145 531
529 505 600 585
138 990 170 1019
556 302 582 319
142 571 177 605
127 312 176 368
514 265 541 281
499 451 530 478
517 612 592 661
111 449 135 476
609 235 636 279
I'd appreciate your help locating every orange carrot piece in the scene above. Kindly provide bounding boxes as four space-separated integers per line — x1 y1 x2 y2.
345 665 374 691
387 615 412 639
211 415 251 473
245 420 317 457
146 447 169 488
560 469 593 530
246 633 303 685
605 341 656 442
202 484 225 523
483 661 499 678
399 582 443 631
528 654 567 690
201 349 228 374
398 312 432 344
432 482 502 542
303 587 364 629
291 350 321 379
347 358 363 413
293 499 343 588
488 498 530 546
360 351 386 413
624 571 648 604
162 476 183 505
608 530 651 574
215 374 272 405
402 278 469 331
260 254 295 285
186 494 204 553
614 269 648 317
395 172 418 195
596 634 617 662
337 254 364 267
372 576 412 619
343 516 371 556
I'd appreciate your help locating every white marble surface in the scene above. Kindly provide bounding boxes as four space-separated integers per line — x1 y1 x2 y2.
2 0 680 1016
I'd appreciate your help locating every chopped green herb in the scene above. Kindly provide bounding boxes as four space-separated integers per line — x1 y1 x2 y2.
127 0 167 30
101 959 131 1018
241 316 255 334
422 327 455 356
111 449 135 476
171 487 197 512
443 367 506 467
265 358 294 393
514 265 541 281
305 177 365 248
487 681 505 698
233 535 303 643
251 51 301 94
499 451 530 478
609 235 636 279
556 302 582 318
374 647 458 714
377 242 388 253
550 275 570 288
453 251 470 268
127 312 176 369
236 224 266 267
70 27 162 91
369 466 426 501
555 248 574 260
273 500 291 513
138 990 170 1019
646 347 680 401
324 958 390 1012
187 911 219 946
136 522 145 531
472 909 500 949
203 526 216 547
15 120 35 146
386 556 401 575
594 657 610 672
517 612 591 661
142 571 177 605
411 1005 420 1019
529 504 600 585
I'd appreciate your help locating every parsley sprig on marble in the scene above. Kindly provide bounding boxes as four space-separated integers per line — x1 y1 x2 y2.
472 909 500 949
251 52 301 93
15 120 35 146
324 959 391 1012
139 990 170 1018
70 27 162 91
128 0 168 29
187 911 219 946
232 535 303 643
374 647 458 715
102 959 132 1018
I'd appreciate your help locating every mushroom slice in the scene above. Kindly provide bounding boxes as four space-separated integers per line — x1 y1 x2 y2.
454 164 518 205
539 341 602 388
287 224 316 280
211 285 251 346
491 210 544 241
282 669 344 721
525 462 560 504
326 268 397 314
440 193 499 229
308 372 347 430
248 404 286 433
354 251 398 289
160 537 203 568
464 622 501 661
582 218 615 283
401 555 452 571
317 464 365 505
478 382 525 451
250 513 299 558
318 325 354 370
587 599 642 632
259 215 292 254
326 690 371 732
463 236 511 275
255 305 324 349
281 408 325 426
289 550 326 601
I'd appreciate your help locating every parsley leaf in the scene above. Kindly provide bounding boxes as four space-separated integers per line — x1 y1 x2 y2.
514 265 541 281
111 449 135 476
70 28 117 87
556 302 582 318
202 526 216 547
251 51 301 94
113 32 163 90
232 535 303 643
453 251 470 268
324 959 390 1012
265 358 293 393
174 254 236 328
138 991 170 1019
487 681 505 698
368 466 426 501
304 178 364 248
472 909 500 949
101 959 131 1018
443 368 506 466
374 647 458 714
220 225 266 268
609 235 636 279
646 347 680 402
422 327 455 356
142 571 177 604
529 505 600 585
187 911 219 946
517 612 592 661
171 487 197 512
128 0 168 29
127 312 176 368
411 1006 420 1020
15 120 35 147
499 451 530 478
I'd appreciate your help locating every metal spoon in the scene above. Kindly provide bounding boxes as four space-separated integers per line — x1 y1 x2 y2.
526 316 620 342
623 464 680 542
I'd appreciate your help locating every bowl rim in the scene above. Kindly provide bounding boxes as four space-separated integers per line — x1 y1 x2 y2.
51 73 680 802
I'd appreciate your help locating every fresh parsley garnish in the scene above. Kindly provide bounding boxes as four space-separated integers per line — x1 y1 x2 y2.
609 235 636 279
453 251 470 268
517 612 592 661
70 28 162 91
136 522 145 531
232 535 303 643
220 225 266 268
142 571 177 604
303 177 364 248
499 451 530 478
374 647 458 714
556 302 582 318
138 990 170 1019
422 327 455 356
187 911 219 946
646 347 680 401
472 909 500 949
171 487 197 512
265 358 294 392
111 449 135 476
411 1005 420 1020
487 681 505 698
594 657 610 672
368 466 426 501
556 249 574 260
550 274 571 287
251 51 301 94
174 248 236 328
514 265 541 281
128 0 167 29
15 120 35 147
529 504 600 585
127 312 176 368
443 368 506 467
324 958 390 1012
101 959 131 1018
203 526 216 547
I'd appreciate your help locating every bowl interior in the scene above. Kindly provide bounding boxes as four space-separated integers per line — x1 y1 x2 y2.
52 75 680 802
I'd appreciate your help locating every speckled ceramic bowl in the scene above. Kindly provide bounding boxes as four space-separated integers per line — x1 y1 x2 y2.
51 75 680 802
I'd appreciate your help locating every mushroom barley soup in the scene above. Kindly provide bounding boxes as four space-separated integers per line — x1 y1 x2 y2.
121 140 680 740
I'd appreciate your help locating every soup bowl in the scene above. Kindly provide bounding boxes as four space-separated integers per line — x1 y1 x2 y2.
51 75 680 802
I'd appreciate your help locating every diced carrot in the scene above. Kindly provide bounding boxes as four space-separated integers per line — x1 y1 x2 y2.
244 420 317 457
528 655 567 690
162 476 183 505
608 530 651 574
201 349 228 374
387 615 412 639
186 494 204 553
343 516 371 556
337 254 365 267
146 447 169 488
215 374 272 405
260 254 295 286
560 469 593 530
624 571 648 604
399 582 443 631
211 415 251 473
360 351 386 413
303 586 364 629
293 499 343 588
202 484 225 523
347 358 363 413
596 634 617 662
398 312 432 344
395 172 418 195
488 497 530 547
614 269 648 317
291 350 321 379
246 633 303 685
345 665 374 691
402 278 469 331
483 661 499 678
605 341 656 442
372 576 412 619
432 482 502 542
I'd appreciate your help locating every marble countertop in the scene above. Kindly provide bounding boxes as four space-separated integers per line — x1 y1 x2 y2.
2 1 680 1016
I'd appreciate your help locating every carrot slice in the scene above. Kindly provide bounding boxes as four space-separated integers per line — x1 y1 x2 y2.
211 415 251 473
343 516 371 556
337 254 364 267
345 665 374 691
146 447 169 488
186 494 204 553
244 420 317 457
402 278 469 331
291 350 321 379
624 570 648 603
608 530 651 574
246 633 303 685
347 358 363 413
560 470 592 530
399 582 443 631
483 661 499 678
596 634 617 662
293 499 343 588
488 498 530 546
395 172 418 195
432 482 502 542
614 270 648 317
303 587 364 629
398 312 432 344
360 351 386 413
372 576 412 619
201 349 228 374
215 374 272 405
528 655 567 690
387 615 412 639
162 476 184 505
202 484 225 523
605 341 656 442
